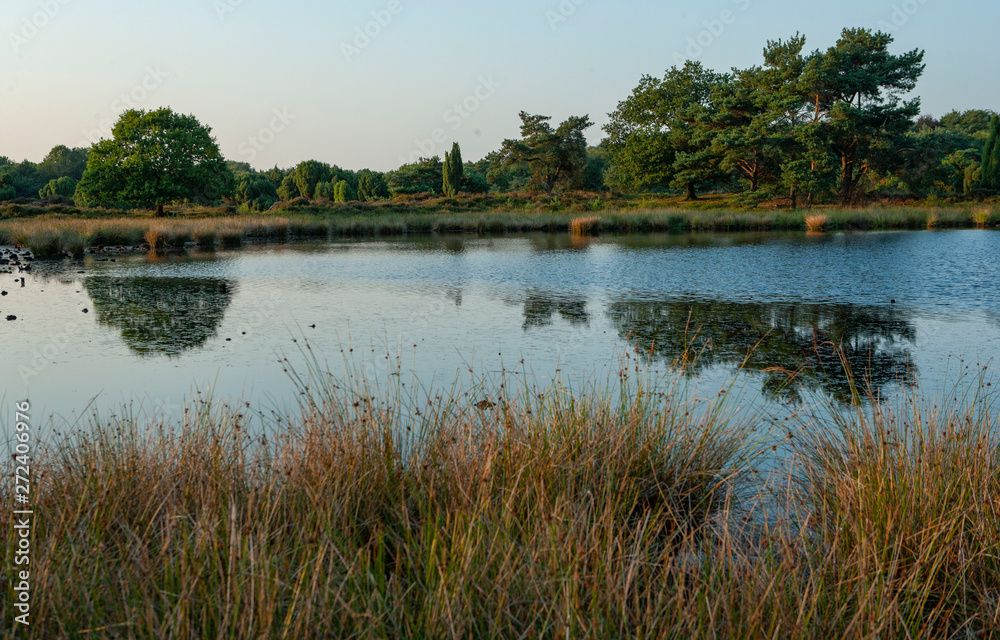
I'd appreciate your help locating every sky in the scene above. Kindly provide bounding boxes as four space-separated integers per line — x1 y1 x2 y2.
3 0 998 171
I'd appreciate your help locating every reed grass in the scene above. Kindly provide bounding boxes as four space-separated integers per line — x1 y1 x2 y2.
804 213 830 232
972 206 993 227
0 205 994 260
570 215 600 235
3 352 999 638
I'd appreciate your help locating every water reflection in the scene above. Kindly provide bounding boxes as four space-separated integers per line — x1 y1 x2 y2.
520 291 590 330
84 277 234 356
607 298 917 402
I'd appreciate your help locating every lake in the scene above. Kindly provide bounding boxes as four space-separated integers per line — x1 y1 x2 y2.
2 229 998 430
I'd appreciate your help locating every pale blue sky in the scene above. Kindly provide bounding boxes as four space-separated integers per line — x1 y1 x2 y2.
3 0 997 171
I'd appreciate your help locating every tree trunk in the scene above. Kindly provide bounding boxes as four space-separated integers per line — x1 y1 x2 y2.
790 188 798 211
685 182 698 201
155 203 165 218
840 157 855 206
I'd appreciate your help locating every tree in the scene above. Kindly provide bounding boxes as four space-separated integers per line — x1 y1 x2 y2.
498 111 594 193
0 161 45 200
39 176 78 199
0 175 15 202
277 174 299 201
292 160 332 200
75 108 231 209
357 170 390 201
978 115 1000 192
604 62 727 198
38 145 89 182
233 174 279 211
940 109 997 138
443 142 464 196
333 180 357 203
798 29 925 204
388 157 444 196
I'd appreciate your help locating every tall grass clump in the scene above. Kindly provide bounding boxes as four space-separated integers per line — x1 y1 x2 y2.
2 359 759 639
143 227 166 252
804 213 830 232
789 370 1000 638
972 205 993 227
570 215 600 236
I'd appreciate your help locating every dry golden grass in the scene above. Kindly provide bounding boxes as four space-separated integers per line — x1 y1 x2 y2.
972 206 993 227
926 212 940 229
804 213 830 232
570 215 600 235
3 352 999 639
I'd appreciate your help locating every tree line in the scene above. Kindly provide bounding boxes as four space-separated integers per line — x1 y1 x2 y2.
2 27 997 212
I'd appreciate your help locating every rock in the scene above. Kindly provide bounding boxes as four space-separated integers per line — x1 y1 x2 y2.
6 315 15 321
82 308 89 314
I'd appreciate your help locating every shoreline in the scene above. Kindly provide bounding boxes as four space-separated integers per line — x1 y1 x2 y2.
1 202 996 259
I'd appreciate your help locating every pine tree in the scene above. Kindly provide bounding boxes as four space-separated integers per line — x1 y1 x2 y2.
443 143 463 196
979 115 1000 192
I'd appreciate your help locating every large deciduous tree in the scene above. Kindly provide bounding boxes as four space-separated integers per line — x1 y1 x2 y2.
75 108 231 209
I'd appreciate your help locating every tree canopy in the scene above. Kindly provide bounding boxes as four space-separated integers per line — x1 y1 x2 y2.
75 108 231 209
497 111 594 193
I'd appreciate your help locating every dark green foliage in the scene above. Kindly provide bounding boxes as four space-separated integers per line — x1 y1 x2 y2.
313 180 337 201
292 160 332 200
800 29 925 204
890 127 982 197
387 157 444 196
75 108 231 209
462 166 490 194
604 61 727 198
940 109 997 138
605 29 924 205
39 176 78 199
263 166 287 189
0 160 45 200
38 145 89 182
443 143 464 197
356 170 390 201
978 116 1000 192
277 174 300 201
497 112 594 193
233 174 279 211
226 161 254 175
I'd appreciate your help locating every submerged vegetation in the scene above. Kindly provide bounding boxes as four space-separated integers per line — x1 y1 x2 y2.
2 355 998 638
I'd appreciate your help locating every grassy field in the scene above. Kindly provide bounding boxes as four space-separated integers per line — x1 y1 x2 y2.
3 357 999 639
0 193 996 258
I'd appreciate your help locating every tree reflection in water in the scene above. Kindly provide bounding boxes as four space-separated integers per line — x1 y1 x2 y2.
607 297 917 403
521 290 590 330
84 277 234 357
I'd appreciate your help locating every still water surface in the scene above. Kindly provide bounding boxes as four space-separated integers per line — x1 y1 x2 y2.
2 229 998 427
